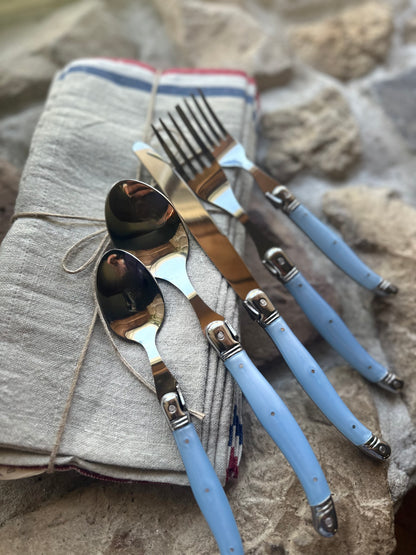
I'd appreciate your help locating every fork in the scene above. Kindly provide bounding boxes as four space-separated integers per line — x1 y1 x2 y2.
150 107 403 394
183 89 398 298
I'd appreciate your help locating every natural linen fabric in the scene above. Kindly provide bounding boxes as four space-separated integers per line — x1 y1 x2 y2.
0 58 257 485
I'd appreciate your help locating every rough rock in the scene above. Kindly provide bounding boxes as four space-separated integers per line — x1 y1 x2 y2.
0 364 395 554
260 87 361 182
373 68 416 151
289 2 393 81
322 186 416 425
0 104 43 169
153 0 292 90
276 0 353 19
0 471 88 527
402 14 416 43
0 0 139 114
0 159 21 243
322 186 416 506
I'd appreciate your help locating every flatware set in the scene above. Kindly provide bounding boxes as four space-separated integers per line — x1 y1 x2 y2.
104 179 337 538
94 89 401 550
149 94 403 394
132 143 390 462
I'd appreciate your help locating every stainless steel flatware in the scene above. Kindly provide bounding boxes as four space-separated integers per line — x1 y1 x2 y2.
147 104 403 394
105 179 337 538
179 89 398 297
132 143 392 462
96 248 244 554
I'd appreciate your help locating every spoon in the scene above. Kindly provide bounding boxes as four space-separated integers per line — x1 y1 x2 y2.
96 248 244 555
105 179 337 538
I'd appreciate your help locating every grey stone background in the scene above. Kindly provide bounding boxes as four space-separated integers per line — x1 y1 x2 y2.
0 0 416 553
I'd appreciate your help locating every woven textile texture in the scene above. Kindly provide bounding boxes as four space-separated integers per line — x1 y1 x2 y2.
0 58 257 485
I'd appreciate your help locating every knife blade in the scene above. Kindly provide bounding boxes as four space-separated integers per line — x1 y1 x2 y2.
133 142 391 462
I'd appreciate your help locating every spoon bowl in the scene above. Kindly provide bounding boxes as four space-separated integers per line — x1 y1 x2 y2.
96 248 176 398
106 179 222 329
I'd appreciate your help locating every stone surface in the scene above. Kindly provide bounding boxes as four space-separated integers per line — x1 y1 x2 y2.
373 68 416 151
0 471 88 527
323 186 416 505
0 160 21 243
153 0 293 90
402 13 416 43
289 2 393 81
0 366 395 554
276 0 353 19
0 0 139 114
1 0 416 550
322 186 416 425
260 87 361 182
0 104 43 168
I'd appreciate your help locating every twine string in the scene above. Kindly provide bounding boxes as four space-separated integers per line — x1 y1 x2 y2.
12 71 205 471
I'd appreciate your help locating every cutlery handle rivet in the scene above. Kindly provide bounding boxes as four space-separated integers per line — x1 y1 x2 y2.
325 516 335 528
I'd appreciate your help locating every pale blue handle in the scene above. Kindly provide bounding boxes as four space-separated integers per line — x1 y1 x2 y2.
173 422 244 555
289 203 382 291
224 349 331 507
264 316 372 446
285 272 388 383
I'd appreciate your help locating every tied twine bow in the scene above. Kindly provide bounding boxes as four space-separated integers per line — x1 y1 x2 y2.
10 70 205 474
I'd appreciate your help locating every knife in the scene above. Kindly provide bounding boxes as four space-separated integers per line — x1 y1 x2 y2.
106 179 337 537
133 141 391 463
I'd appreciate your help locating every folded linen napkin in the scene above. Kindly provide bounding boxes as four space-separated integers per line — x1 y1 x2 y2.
0 58 257 485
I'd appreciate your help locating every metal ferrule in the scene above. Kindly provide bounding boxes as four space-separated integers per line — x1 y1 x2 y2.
359 434 391 461
262 247 299 283
375 279 399 296
243 289 280 327
265 186 300 214
311 495 338 538
161 391 191 431
205 320 243 361
378 372 404 392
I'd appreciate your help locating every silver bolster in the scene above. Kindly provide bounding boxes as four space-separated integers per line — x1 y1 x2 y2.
265 185 300 214
263 247 299 283
243 289 280 327
311 495 338 538
378 371 404 392
161 391 191 431
205 320 243 361
359 434 391 460
375 279 399 296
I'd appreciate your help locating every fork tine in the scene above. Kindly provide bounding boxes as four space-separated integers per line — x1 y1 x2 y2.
168 112 207 171
197 88 228 138
159 117 197 176
188 96 217 147
151 123 190 182
191 94 220 145
176 105 214 164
